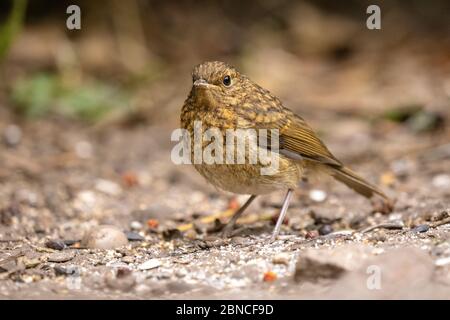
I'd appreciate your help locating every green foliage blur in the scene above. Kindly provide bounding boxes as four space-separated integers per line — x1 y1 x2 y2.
12 73 130 122
0 0 27 62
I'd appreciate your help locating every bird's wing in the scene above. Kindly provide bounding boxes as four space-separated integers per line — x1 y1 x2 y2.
279 112 342 166
253 108 341 167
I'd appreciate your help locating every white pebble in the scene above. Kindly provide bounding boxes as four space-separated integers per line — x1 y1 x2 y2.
76 190 97 208
435 256 450 267
432 174 450 188
138 259 161 270
95 179 122 196
309 189 327 202
130 221 143 230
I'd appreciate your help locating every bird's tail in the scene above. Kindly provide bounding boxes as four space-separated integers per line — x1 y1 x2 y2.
329 166 389 200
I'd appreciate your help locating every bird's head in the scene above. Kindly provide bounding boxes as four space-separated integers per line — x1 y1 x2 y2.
190 61 249 107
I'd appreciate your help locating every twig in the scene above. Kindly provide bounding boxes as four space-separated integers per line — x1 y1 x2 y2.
0 239 23 243
359 222 404 234
430 217 450 228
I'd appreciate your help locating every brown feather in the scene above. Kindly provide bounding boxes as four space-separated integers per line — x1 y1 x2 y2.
328 166 389 200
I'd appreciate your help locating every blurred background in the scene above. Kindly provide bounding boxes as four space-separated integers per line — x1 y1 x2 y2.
0 0 449 299
1 0 449 125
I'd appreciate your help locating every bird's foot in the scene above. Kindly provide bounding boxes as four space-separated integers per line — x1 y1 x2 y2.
220 224 235 238
269 230 279 243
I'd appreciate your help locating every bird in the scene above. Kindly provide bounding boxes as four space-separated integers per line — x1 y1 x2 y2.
180 61 391 241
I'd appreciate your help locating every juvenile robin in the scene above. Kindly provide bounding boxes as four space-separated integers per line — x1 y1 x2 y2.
181 61 391 241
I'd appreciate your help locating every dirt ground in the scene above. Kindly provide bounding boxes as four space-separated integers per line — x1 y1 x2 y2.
0 0 450 300
0 97 449 299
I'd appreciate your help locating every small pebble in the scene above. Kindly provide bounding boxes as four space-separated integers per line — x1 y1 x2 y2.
125 231 145 241
309 189 327 202
15 189 38 206
130 221 143 230
175 268 188 278
184 228 197 240
263 271 277 282
138 258 161 270
390 159 410 178
412 224 429 233
122 172 139 187
122 256 135 264
82 225 129 249
432 174 450 189
3 124 22 147
305 230 319 239
48 251 75 263
95 179 122 196
76 190 97 209
272 253 290 265
147 219 159 229
23 257 41 269
435 256 450 267
369 230 387 242
45 239 67 251
381 172 396 187
318 224 333 235
54 265 79 276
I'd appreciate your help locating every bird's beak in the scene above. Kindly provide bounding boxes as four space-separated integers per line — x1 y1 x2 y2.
194 78 209 88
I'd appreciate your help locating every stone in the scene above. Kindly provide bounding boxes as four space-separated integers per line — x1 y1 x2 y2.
130 221 143 230
309 189 327 202
122 256 135 264
138 258 161 270
318 224 333 235
54 265 80 276
45 239 67 251
23 257 41 268
82 225 129 249
125 231 145 241
184 229 198 240
435 256 450 267
47 251 76 263
95 179 122 196
272 253 290 266
3 124 22 147
294 244 371 282
432 174 450 189
412 224 429 233
327 247 442 299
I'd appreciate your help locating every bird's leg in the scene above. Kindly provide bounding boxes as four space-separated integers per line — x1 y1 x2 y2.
270 189 293 242
221 195 257 238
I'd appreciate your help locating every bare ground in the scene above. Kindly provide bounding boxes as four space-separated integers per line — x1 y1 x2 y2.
0 103 449 299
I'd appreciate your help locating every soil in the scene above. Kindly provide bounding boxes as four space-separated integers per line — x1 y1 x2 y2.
0 102 449 299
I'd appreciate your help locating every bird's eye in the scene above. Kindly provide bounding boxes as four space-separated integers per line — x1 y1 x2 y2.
222 75 232 87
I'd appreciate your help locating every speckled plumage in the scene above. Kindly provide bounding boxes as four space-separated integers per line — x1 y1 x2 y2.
181 61 389 200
